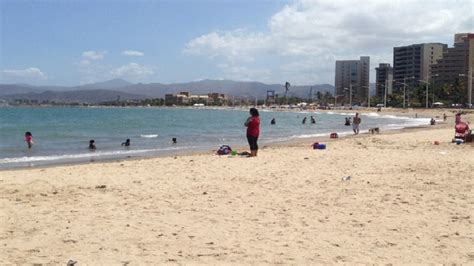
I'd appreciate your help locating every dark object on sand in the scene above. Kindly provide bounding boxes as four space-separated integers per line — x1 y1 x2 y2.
67 260 78 266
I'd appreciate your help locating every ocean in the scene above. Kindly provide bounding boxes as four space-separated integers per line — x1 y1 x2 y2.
0 107 428 169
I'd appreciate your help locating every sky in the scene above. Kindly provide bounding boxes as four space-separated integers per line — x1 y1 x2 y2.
0 0 472 86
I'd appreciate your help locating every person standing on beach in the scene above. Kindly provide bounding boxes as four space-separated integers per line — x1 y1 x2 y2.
244 108 260 157
353 113 361 134
24 131 33 149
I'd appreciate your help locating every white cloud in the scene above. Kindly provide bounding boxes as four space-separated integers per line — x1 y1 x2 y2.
184 0 473 84
2 67 46 79
122 50 144 57
82 50 105 60
110 63 154 79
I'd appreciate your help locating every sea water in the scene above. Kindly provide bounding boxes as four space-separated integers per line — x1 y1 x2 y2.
0 107 428 169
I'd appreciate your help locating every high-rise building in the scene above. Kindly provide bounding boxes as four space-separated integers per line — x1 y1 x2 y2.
375 63 393 100
431 33 474 104
393 43 447 89
334 56 370 105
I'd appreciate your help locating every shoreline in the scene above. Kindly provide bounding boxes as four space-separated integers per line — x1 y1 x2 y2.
0 111 440 171
1 110 473 264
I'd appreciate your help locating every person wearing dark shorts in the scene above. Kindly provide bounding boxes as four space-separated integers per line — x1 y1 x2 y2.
244 107 260 157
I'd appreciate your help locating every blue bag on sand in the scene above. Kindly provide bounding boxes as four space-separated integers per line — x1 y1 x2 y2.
317 144 326 149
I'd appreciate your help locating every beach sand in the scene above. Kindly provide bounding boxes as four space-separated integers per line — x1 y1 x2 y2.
1 110 473 264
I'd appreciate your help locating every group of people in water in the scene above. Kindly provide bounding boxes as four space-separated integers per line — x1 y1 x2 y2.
269 115 317 125
24 132 177 151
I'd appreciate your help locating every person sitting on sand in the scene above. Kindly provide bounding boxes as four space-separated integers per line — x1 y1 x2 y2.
121 139 130 147
89 139 96 150
455 113 462 124
24 131 33 149
353 113 361 134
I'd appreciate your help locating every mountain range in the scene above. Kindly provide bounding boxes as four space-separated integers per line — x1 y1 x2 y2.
0 79 335 103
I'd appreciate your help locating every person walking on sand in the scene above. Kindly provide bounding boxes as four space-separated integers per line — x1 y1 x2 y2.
24 131 33 149
244 107 260 157
353 113 361 134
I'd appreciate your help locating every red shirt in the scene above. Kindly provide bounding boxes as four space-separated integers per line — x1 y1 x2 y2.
247 117 260 137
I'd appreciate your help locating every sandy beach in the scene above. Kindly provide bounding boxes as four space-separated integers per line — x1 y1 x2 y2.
1 109 473 264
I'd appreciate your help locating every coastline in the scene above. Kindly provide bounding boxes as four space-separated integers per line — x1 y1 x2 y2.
0 107 442 170
1 109 473 264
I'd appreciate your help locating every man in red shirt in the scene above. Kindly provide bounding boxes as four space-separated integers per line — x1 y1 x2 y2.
244 108 260 157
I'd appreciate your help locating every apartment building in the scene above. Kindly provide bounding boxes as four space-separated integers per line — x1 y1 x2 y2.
334 56 370 104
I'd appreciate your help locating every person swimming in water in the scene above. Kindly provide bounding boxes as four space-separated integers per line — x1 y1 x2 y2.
310 116 316 124
172 137 177 144
89 139 96 150
270 118 276 125
302 117 307 124
121 138 130 147
345 117 351 126
25 131 33 149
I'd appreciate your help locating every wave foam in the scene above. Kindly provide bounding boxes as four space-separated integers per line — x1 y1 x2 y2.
140 134 159 138
0 147 188 164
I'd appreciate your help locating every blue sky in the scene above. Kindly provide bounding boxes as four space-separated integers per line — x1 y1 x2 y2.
0 0 472 86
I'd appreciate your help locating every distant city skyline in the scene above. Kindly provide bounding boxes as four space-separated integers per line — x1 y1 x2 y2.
0 0 472 86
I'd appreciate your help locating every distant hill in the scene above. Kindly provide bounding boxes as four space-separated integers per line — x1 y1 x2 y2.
80 78 132 90
1 89 147 103
116 80 334 98
0 84 42 96
0 79 335 102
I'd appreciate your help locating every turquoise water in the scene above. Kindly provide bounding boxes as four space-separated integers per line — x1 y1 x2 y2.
0 107 428 169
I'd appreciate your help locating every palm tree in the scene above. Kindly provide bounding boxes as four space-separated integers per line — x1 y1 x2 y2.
284 82 290 104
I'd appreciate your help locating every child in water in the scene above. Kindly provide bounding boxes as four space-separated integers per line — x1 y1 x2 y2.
121 139 130 147
89 139 96 150
25 132 33 149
